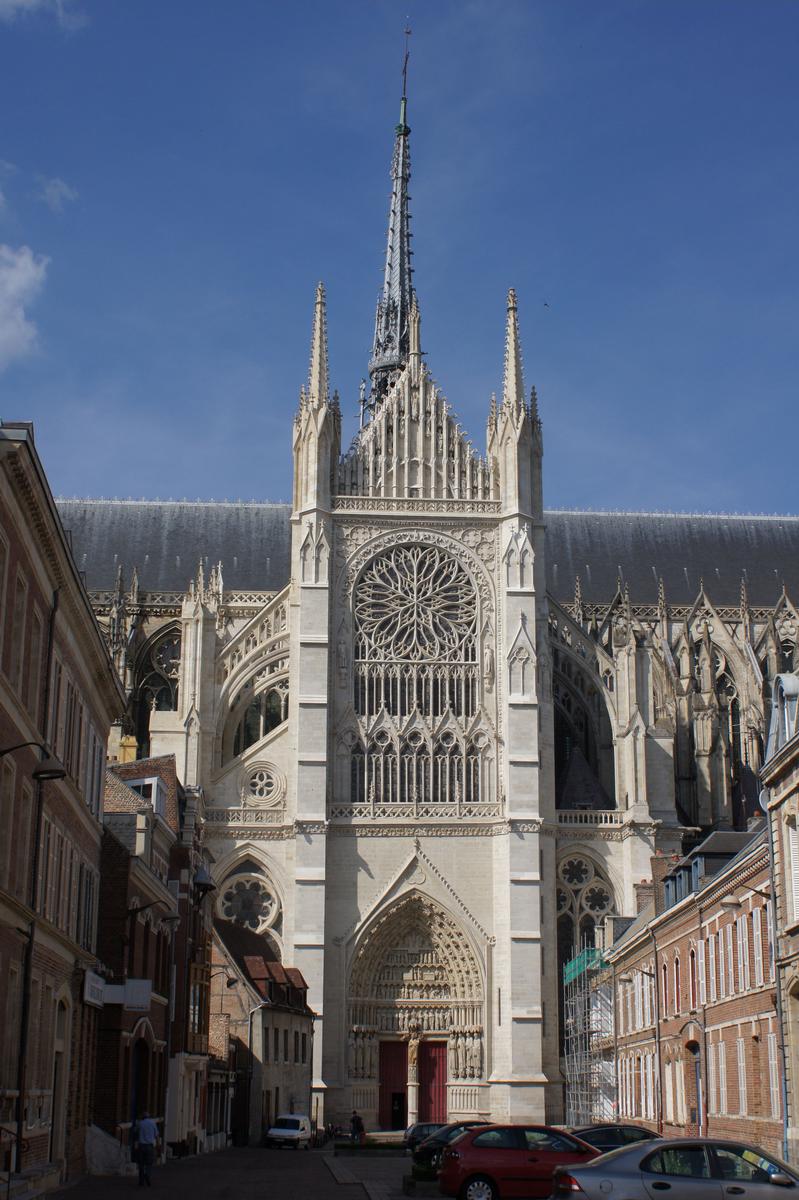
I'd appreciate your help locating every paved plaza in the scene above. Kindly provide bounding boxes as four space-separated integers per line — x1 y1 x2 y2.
50 1146 410 1200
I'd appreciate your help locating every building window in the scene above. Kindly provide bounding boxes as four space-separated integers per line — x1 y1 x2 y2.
126 776 168 820
718 1041 727 1114
752 909 764 986
294 1031 299 1063
736 1037 747 1115
661 961 668 1017
301 1033 307 1064
736 918 750 991
726 923 735 993
673 957 680 1015
689 949 697 1010
0 760 16 890
766 901 775 980
283 1029 288 1062
767 1033 780 1118
9 573 27 693
27 608 43 722
707 937 716 1001
787 819 799 925
717 930 726 997
273 1028 279 1063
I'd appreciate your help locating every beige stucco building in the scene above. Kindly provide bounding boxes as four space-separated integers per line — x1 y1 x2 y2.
56 88 799 1130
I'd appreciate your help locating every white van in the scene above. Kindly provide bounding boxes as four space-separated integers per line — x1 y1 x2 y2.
265 1114 312 1149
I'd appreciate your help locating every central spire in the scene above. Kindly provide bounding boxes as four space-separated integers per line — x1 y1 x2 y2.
367 30 415 411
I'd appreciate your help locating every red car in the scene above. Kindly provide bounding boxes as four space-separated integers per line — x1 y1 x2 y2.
438 1124 600 1200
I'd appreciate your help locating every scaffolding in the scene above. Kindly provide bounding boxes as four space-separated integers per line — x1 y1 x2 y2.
562 947 616 1126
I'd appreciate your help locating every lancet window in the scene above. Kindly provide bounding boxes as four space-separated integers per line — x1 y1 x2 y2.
133 627 182 756
348 543 490 811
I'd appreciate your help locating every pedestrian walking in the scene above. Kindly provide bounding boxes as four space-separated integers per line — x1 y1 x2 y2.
133 1111 160 1187
349 1110 364 1145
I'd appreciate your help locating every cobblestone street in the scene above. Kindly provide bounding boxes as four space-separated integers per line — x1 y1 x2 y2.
51 1147 409 1200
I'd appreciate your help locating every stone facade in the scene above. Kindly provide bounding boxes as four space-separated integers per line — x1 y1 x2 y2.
53 90 799 1131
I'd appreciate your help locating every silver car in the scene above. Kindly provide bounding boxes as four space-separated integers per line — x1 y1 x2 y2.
551 1138 798 1197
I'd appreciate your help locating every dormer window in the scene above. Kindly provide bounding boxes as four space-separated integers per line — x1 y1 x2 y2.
126 775 167 820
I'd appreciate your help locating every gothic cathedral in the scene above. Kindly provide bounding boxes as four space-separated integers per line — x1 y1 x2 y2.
61 83 799 1128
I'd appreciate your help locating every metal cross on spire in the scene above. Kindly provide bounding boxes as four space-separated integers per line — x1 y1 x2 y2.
367 27 416 412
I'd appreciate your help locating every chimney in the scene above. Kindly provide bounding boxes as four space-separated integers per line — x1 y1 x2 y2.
634 879 655 914
651 854 678 916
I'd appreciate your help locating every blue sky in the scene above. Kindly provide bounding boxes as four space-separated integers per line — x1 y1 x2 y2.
0 0 797 512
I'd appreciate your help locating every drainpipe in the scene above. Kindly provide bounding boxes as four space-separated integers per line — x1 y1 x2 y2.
650 928 664 1134
761 786 790 1161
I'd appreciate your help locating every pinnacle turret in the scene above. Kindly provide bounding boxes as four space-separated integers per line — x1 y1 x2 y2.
307 281 329 406
502 289 525 415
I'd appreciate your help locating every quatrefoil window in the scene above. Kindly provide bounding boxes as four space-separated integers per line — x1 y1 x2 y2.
249 768 278 803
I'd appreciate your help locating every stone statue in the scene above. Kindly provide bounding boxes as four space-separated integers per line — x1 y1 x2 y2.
483 644 495 691
456 1033 466 1078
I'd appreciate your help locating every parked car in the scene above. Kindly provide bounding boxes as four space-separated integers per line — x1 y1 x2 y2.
568 1123 660 1152
264 1114 312 1149
551 1137 799 1197
413 1120 489 1170
404 1121 447 1152
438 1123 599 1199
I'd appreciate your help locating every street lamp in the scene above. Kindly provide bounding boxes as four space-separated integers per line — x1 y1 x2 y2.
719 885 772 910
0 741 66 781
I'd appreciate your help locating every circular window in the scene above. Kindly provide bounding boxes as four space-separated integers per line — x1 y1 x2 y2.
241 763 285 808
219 876 278 931
354 543 477 662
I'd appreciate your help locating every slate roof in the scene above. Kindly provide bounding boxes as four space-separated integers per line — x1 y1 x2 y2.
56 499 799 608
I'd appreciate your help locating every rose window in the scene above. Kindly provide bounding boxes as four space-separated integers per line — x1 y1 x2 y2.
560 858 592 888
220 877 278 931
354 544 476 663
582 884 613 914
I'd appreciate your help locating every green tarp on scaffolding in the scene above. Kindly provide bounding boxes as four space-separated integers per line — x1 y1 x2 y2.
563 946 607 984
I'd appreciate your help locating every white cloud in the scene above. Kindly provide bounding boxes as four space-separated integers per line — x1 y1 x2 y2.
0 244 49 371
38 175 78 213
0 0 85 28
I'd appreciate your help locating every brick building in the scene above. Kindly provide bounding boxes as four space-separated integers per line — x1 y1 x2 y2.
0 422 124 1191
210 919 314 1143
564 828 783 1158
107 754 215 1157
92 767 179 1157
763 671 799 1161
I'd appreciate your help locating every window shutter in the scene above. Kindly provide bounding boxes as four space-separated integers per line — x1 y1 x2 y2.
718 1041 727 1114
718 930 726 996
698 940 706 1005
726 923 735 992
753 910 764 986
707 937 716 1001
766 901 775 980
708 1043 717 1115
736 1037 747 1115
741 918 750 989
790 822 799 923
768 1033 780 1118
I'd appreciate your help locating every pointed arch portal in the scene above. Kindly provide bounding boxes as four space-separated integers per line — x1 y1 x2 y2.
348 891 485 1128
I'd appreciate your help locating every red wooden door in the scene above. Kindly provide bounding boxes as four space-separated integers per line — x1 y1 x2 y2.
379 1041 408 1130
418 1041 447 1122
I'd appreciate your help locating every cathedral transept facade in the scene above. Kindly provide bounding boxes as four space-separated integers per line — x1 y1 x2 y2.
59 86 799 1128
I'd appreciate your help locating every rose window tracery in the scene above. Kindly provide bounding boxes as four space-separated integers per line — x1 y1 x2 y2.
354 544 476 663
557 856 616 955
219 875 279 933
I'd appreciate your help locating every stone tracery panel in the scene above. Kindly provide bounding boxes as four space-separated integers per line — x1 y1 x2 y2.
342 539 497 817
